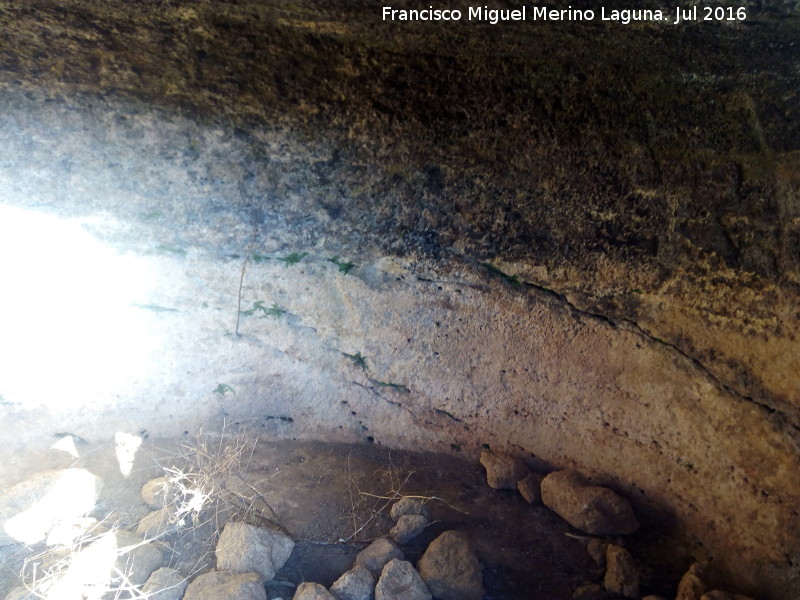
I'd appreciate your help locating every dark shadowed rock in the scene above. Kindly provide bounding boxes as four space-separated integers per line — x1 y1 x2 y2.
604 544 639 599
355 538 404 577
701 591 755 600
390 497 431 521
390 514 429 545
517 472 543 504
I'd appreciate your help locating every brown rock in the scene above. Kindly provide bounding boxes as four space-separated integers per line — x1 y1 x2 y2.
479 451 530 489
604 544 639 599
540 470 639 535
677 561 710 600
517 472 543 504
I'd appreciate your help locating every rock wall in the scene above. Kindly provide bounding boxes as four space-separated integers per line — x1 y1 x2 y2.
0 1 798 597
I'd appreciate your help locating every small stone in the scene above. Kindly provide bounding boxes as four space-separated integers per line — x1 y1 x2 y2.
540 470 639 535
183 571 266 600
375 559 431 600
573 583 608 599
586 538 609 567
517 472 543 504
677 561 710 600
141 476 177 509
293 582 336 600
604 544 639 599
479 451 530 489
136 507 176 539
216 522 295 581
355 537 404 576
142 567 188 600
330 565 374 600
417 530 483 600
390 514 429 544
701 592 755 600
389 497 431 521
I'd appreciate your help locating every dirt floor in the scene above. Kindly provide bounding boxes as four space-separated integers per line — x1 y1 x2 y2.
0 432 682 599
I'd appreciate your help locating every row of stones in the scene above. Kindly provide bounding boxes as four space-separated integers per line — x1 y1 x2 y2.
478 451 756 600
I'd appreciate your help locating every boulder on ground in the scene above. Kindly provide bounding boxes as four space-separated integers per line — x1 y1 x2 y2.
292 582 336 600
183 571 266 600
390 514 429 545
141 567 188 600
389 497 431 521
0 468 103 545
517 472 543 504
375 559 431 600
216 522 295 582
417 530 483 600
330 565 374 600
540 470 639 535
479 451 529 490
355 538 404 576
604 544 639 599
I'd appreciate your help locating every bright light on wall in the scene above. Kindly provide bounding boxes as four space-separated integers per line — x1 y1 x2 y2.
0 205 159 410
